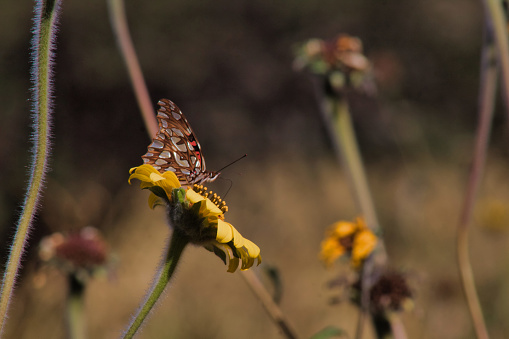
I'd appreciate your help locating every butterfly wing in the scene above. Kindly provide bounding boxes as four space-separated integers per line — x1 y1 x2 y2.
142 99 213 185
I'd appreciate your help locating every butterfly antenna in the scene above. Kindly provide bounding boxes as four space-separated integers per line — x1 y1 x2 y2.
216 154 247 173
220 178 234 199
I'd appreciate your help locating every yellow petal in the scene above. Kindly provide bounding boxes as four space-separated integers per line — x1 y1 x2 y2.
162 171 181 188
216 219 234 243
128 164 159 184
129 164 180 190
148 193 164 209
213 243 240 273
242 239 261 259
149 172 166 182
355 217 368 230
186 189 205 203
329 221 357 237
320 238 346 266
186 189 223 216
230 225 246 248
351 229 378 267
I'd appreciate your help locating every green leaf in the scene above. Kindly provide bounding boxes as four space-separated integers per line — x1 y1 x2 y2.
309 326 346 339
211 245 227 265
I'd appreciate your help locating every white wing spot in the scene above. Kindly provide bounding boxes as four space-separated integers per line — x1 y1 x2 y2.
171 128 184 137
160 151 171 159
172 111 181 120
158 112 169 119
150 140 164 149
174 154 190 168
161 119 168 128
155 159 168 165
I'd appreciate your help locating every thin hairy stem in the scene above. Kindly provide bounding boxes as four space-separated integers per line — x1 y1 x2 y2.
456 26 497 339
0 0 60 334
482 0 509 120
240 270 299 339
122 231 188 339
107 0 157 138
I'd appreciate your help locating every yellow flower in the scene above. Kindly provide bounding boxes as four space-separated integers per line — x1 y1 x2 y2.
320 217 377 268
475 198 509 232
186 186 261 272
129 164 261 272
129 164 181 208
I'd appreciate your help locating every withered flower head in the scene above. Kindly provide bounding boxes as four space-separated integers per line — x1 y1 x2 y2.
39 227 109 279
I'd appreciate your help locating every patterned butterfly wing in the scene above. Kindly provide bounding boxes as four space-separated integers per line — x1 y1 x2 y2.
142 99 219 185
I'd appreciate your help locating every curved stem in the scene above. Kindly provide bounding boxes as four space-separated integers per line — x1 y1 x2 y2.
122 231 188 339
240 270 299 339
456 25 497 339
107 0 158 138
0 0 60 334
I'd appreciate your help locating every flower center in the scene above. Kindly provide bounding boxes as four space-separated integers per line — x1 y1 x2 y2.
338 234 355 251
192 184 228 214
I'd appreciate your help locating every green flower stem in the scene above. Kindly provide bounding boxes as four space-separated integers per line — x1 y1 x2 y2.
482 0 509 118
324 96 381 234
456 27 497 339
322 94 395 339
107 0 158 138
0 0 60 334
67 275 86 339
240 270 298 339
122 230 189 339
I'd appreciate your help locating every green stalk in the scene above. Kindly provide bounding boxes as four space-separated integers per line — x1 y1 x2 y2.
122 231 189 339
325 96 380 232
0 0 60 334
456 26 497 339
321 93 393 338
67 275 86 339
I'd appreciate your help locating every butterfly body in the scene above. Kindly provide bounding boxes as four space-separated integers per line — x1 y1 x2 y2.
142 99 219 185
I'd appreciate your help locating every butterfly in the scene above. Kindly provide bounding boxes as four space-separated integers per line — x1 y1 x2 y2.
142 99 220 186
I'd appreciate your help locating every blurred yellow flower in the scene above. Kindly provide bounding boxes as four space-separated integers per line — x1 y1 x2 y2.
320 217 377 268
129 165 261 272
476 198 509 232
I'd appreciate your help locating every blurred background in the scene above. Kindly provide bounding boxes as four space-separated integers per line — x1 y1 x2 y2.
1 0 509 338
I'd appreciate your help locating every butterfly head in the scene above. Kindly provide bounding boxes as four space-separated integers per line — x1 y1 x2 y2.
189 170 220 185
